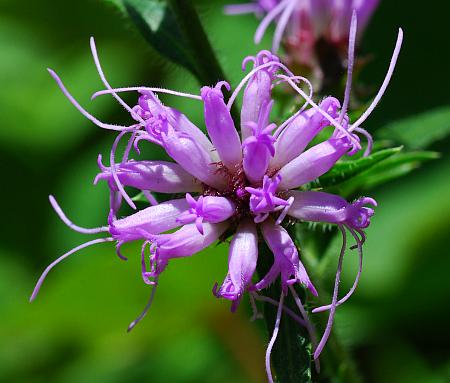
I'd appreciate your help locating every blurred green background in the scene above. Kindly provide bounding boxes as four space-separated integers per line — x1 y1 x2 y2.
0 0 449 382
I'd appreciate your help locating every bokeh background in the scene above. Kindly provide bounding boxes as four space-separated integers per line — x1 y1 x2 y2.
1 0 449 382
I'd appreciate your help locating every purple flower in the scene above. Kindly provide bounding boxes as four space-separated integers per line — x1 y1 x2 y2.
287 191 377 231
257 219 317 295
213 220 258 312
31 24 403 381
177 193 236 234
144 222 229 282
226 0 380 70
94 157 202 193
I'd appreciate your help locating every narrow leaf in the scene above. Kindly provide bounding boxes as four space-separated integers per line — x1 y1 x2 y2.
131 191 148 203
168 0 228 85
377 105 450 149
122 0 197 74
106 0 229 87
356 151 440 188
313 147 403 188
331 151 439 195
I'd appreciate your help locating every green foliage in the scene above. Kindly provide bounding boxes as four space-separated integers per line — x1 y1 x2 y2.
1 0 450 382
308 146 439 197
132 191 150 203
314 147 403 189
107 0 228 86
350 150 440 189
377 105 450 149
124 0 198 75
331 150 439 195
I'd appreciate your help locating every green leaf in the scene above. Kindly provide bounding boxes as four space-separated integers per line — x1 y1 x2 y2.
122 0 198 75
354 151 440 189
333 151 439 195
167 0 228 85
377 105 450 149
313 147 403 188
106 0 229 87
131 191 148 203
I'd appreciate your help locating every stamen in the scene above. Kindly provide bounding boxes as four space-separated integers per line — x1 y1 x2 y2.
90 37 146 126
141 240 154 285
30 237 114 302
353 127 373 156
127 278 159 332
273 75 313 138
122 130 138 162
249 293 264 321
254 212 270 223
339 10 357 125
242 55 256 71
109 191 122 217
215 81 231 92
142 190 159 206
227 61 295 110
275 196 294 225
265 291 284 383
272 0 297 51
133 133 163 154
110 130 137 210
313 225 347 360
47 68 134 132
49 195 109 234
115 241 128 261
355 227 367 245
313 227 363 313
277 74 360 149
273 74 311 89
255 0 291 45
251 292 305 326
349 28 404 132
92 87 202 101
224 4 261 15
288 285 321 373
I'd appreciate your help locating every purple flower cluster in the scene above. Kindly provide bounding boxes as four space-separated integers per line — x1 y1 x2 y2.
226 0 379 69
31 16 402 381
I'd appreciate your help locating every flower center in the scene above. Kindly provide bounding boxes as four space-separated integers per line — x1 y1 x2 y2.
202 166 292 226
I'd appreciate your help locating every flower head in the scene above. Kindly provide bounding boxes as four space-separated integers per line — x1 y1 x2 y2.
31 23 402 381
226 0 380 75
